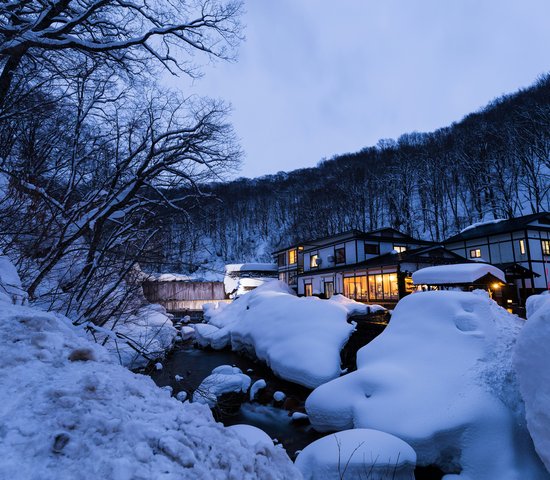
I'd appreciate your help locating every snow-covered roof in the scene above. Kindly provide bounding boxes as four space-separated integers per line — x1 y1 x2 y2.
412 263 506 285
224 263 278 273
460 218 506 233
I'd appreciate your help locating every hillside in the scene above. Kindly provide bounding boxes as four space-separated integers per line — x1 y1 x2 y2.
155 75 550 277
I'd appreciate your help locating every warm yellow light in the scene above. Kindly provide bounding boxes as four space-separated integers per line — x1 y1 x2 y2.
491 283 501 290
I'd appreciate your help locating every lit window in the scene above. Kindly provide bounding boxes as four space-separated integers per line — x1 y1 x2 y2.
519 240 526 255
310 254 319 268
288 249 297 265
542 240 550 256
365 243 379 255
470 248 482 259
335 247 345 264
367 273 398 300
394 245 407 253
305 283 313 296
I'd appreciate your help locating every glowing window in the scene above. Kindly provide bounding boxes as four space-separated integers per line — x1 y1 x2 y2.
542 240 550 256
394 245 407 253
305 283 313 296
288 249 297 265
470 248 482 259
519 240 526 255
310 254 319 268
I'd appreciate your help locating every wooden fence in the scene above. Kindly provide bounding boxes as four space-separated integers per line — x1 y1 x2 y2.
143 281 230 313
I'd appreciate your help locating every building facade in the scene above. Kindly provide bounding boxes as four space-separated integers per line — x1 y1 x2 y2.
443 212 550 304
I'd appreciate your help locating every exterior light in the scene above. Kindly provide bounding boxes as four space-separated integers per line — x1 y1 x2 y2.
491 283 501 290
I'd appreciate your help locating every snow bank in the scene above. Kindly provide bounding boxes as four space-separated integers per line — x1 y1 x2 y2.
412 263 506 285
95 303 177 369
514 293 550 473
193 365 251 407
203 281 355 388
306 290 548 479
223 263 278 297
328 294 385 315
295 429 416 480
0 269 299 478
227 424 274 449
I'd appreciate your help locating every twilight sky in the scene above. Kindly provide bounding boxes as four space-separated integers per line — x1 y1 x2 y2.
171 0 550 179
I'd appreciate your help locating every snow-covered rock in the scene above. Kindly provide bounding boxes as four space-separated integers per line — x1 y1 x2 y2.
328 294 385 315
180 325 195 340
295 429 416 480
192 365 251 407
0 293 299 479
194 323 231 350
514 292 550 473
227 424 274 449
202 281 355 388
273 391 286 402
306 290 548 479
250 379 267 401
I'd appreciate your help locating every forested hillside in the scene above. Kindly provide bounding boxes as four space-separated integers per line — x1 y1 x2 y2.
159 75 550 275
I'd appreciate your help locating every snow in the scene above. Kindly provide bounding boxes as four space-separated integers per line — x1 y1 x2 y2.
192 365 251 407
273 391 286 402
412 262 506 285
155 362 163 370
224 263 278 297
514 293 550 473
156 273 194 282
250 379 267 401
227 424 274 449
291 412 308 422
95 303 177 369
180 325 195 340
295 429 416 480
0 263 300 479
202 281 355 388
176 391 188 402
0 254 27 304
460 218 506 233
305 290 548 479
328 294 385 315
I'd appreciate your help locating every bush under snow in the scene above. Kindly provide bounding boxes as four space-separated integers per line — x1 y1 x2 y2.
305 290 548 479
0 261 300 479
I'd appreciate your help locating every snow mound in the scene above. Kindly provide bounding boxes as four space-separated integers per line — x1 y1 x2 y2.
328 294 385 315
514 293 550 473
412 263 506 285
295 429 416 480
306 290 548 479
193 365 251 407
203 281 355 388
0 254 27 304
0 300 299 479
227 424 274 449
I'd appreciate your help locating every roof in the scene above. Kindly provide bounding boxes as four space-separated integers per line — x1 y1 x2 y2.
412 263 506 285
224 263 278 273
272 227 433 255
444 212 550 243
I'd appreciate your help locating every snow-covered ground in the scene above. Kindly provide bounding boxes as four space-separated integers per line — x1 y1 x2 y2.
0 261 300 479
199 282 382 388
305 290 549 479
515 292 550 472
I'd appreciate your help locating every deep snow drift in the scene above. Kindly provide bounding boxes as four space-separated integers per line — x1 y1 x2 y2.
295 429 416 480
514 293 550 472
306 290 548 479
199 282 367 388
0 266 300 478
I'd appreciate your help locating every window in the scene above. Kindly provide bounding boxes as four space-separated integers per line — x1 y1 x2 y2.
519 239 526 255
310 254 319 268
393 245 407 253
335 247 346 264
277 253 286 267
288 272 297 285
542 240 550 256
343 276 368 301
304 283 313 297
365 243 380 255
288 249 297 265
470 248 482 259
367 273 399 300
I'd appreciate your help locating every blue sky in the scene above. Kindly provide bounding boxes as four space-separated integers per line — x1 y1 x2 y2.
169 0 550 178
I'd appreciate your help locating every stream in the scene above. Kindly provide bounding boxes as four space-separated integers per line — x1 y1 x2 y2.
145 313 444 479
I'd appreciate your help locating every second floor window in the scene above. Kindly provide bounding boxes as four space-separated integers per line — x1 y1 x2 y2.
542 240 550 256
310 254 319 268
394 245 407 253
278 253 286 267
519 239 526 255
365 243 380 255
335 247 345 264
470 248 482 259
288 248 297 265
